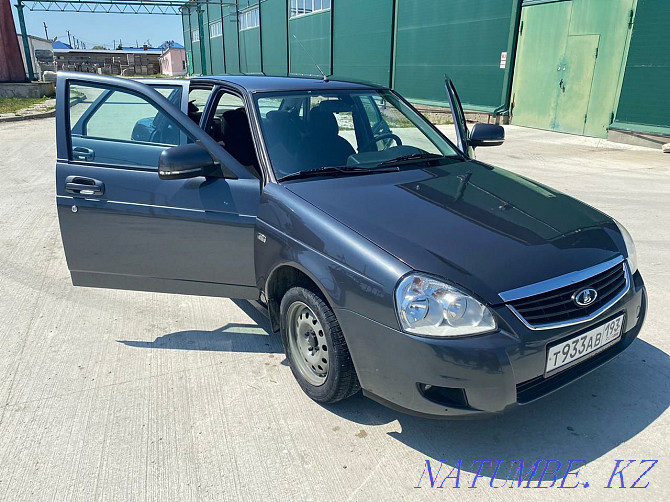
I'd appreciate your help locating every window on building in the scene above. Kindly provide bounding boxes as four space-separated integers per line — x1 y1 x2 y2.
191 29 200 43
209 20 223 38
239 7 260 31
290 0 330 18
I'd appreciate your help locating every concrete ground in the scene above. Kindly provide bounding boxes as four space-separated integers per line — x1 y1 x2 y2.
0 118 668 502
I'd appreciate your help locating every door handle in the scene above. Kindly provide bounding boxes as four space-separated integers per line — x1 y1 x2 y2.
65 176 104 196
72 146 95 161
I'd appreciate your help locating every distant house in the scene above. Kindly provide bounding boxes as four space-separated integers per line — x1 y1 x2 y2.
53 46 162 76
51 40 72 50
16 34 54 80
159 43 186 76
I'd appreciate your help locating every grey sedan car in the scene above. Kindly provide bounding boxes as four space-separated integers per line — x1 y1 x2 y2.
55 72 646 417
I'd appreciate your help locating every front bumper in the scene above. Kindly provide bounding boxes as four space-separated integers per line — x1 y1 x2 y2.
336 271 647 418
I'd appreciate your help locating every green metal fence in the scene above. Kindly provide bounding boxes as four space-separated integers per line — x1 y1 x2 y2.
613 0 670 135
394 0 519 112
181 0 669 137
182 0 520 113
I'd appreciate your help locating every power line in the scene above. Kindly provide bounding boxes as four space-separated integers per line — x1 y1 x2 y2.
22 1 236 15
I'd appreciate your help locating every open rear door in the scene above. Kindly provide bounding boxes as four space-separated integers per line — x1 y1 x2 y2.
445 77 473 158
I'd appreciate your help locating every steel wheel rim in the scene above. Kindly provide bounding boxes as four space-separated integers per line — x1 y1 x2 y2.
287 301 329 386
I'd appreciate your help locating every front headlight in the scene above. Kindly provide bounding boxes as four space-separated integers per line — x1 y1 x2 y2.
614 220 638 274
395 274 496 337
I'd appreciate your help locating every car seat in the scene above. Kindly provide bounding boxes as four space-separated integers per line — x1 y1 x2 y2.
219 107 261 177
297 106 355 170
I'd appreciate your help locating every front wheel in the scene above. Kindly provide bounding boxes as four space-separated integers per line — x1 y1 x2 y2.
280 287 360 403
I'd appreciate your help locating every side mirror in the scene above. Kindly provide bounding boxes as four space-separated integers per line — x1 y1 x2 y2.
131 117 155 142
470 123 505 148
158 143 218 180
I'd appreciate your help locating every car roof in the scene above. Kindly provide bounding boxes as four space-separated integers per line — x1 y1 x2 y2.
191 74 388 93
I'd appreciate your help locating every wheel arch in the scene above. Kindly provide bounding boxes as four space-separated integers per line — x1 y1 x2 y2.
264 262 335 333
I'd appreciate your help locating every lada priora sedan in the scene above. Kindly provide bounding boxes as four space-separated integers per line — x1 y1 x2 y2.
55 72 646 417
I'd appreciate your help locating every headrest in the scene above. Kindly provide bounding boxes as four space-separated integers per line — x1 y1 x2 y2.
220 107 256 167
220 107 250 138
266 110 294 127
308 107 339 137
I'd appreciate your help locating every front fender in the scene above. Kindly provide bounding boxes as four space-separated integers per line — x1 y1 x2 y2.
255 183 410 331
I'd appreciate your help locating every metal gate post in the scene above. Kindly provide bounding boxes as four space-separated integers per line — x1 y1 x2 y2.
15 0 35 80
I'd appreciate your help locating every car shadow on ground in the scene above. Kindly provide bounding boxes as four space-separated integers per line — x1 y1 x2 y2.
324 337 670 481
118 300 668 481
117 299 284 354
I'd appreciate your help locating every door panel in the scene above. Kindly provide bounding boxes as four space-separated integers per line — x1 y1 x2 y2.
56 166 259 294
70 136 168 167
554 35 599 135
55 72 260 299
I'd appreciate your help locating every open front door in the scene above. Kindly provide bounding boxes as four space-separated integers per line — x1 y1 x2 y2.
55 72 260 299
445 77 473 158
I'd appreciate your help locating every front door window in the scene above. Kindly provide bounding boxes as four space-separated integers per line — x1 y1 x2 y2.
69 82 190 168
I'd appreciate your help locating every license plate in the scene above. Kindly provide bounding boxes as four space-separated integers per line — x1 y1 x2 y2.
546 315 624 374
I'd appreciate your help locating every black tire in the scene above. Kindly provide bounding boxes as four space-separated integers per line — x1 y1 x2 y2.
279 286 360 403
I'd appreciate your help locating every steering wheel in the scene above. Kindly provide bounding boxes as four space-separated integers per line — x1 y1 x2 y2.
358 132 403 152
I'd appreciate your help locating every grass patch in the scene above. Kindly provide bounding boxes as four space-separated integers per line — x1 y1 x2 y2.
0 96 49 114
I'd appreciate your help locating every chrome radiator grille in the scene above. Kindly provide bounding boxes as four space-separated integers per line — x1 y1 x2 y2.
506 261 629 329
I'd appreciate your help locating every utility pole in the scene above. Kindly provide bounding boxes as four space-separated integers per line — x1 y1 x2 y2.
15 0 35 80
67 30 71 47
43 22 48 40
196 4 207 74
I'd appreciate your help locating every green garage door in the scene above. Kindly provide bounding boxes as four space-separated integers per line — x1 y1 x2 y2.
510 2 571 132
555 34 600 135
512 0 635 138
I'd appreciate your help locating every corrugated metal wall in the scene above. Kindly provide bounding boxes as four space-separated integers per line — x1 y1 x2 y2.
332 0 394 86
393 0 519 111
288 9 332 75
239 0 262 73
180 0 668 137
223 3 240 74
207 2 225 74
182 0 519 113
614 0 670 134
260 0 288 75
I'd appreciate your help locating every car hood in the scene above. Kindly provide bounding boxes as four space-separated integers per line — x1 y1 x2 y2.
284 160 623 305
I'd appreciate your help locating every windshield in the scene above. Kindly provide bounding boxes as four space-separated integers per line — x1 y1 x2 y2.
254 89 459 180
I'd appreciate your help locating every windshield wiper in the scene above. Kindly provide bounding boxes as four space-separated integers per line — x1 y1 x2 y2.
376 153 445 167
278 165 399 182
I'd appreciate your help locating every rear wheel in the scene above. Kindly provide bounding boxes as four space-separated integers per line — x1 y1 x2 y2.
280 286 360 403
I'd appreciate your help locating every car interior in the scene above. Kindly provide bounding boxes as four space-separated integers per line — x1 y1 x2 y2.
185 87 442 181
258 96 369 178
188 89 364 180
187 88 263 179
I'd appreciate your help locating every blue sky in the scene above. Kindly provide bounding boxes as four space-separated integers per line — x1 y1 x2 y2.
13 8 184 49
